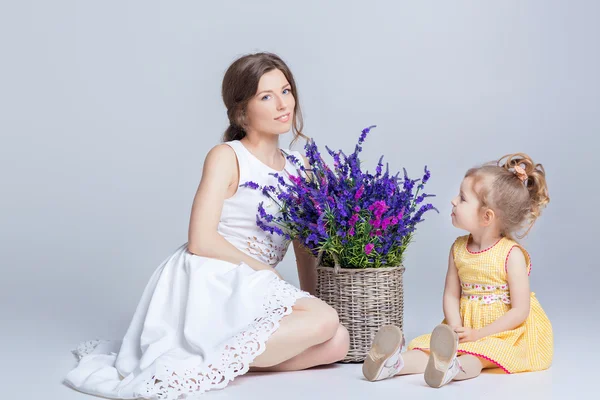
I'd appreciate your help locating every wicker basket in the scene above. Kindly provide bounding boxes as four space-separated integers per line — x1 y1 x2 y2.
315 253 405 363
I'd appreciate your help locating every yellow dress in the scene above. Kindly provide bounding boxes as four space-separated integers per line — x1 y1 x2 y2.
407 235 553 373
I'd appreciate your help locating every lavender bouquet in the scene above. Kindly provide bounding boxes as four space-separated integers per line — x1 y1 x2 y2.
243 125 437 269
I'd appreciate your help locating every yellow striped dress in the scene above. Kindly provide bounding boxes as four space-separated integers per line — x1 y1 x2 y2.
407 235 553 373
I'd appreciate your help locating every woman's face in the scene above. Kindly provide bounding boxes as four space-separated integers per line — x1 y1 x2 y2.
245 68 295 136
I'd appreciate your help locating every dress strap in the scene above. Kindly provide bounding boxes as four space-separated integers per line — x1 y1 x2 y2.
451 235 470 263
223 140 251 184
504 243 532 276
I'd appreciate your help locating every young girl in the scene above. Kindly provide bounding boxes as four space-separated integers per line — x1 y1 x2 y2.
362 153 553 388
65 53 349 399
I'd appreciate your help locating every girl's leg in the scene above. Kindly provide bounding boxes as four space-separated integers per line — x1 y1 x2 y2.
452 355 496 381
251 324 349 372
395 350 429 375
363 326 428 381
394 350 496 378
250 297 348 368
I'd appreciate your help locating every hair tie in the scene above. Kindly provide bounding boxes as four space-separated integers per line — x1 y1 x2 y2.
513 165 528 183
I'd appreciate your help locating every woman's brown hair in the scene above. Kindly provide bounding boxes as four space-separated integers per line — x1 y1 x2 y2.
221 52 306 145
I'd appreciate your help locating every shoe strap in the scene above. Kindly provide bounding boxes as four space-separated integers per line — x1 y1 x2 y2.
375 336 406 381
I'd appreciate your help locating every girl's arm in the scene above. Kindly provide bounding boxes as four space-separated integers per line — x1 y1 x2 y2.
443 245 463 329
187 144 282 279
293 240 317 295
475 247 531 339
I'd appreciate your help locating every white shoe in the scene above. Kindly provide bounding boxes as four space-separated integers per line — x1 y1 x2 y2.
362 325 405 382
424 324 465 388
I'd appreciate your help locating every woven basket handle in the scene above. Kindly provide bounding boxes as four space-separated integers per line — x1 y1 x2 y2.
316 248 324 267
316 249 341 274
332 253 341 274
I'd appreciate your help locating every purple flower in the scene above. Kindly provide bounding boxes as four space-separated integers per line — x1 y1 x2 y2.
369 219 381 229
358 125 376 146
368 200 389 219
306 233 318 245
286 153 301 166
262 185 276 197
241 125 437 269
422 166 431 185
289 175 303 185
381 217 392 230
258 202 274 222
241 181 259 189
354 185 365 200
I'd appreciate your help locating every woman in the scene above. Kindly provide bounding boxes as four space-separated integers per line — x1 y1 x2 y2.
65 52 349 400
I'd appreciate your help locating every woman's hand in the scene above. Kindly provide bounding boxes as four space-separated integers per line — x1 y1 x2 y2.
454 327 481 343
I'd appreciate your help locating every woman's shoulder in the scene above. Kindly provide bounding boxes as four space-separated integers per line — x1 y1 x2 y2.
205 142 240 162
208 142 237 155
201 143 239 176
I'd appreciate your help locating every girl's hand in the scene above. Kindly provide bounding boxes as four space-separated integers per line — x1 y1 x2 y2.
454 327 480 343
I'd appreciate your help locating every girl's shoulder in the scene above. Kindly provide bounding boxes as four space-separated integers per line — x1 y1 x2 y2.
451 234 470 254
500 238 532 277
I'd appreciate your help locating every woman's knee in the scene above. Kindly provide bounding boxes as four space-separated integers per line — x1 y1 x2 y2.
304 299 340 341
329 324 350 361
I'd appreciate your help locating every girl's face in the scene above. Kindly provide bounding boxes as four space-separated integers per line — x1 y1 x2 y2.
245 68 295 137
451 177 486 233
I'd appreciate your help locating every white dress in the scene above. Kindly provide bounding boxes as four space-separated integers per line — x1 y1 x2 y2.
65 140 313 399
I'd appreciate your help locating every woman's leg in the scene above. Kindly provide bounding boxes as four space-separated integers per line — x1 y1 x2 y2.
250 298 347 368
251 324 349 372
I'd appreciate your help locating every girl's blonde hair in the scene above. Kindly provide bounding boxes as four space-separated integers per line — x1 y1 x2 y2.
465 153 550 239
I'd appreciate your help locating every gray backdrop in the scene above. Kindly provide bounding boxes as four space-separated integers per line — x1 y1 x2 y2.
1 1 597 398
